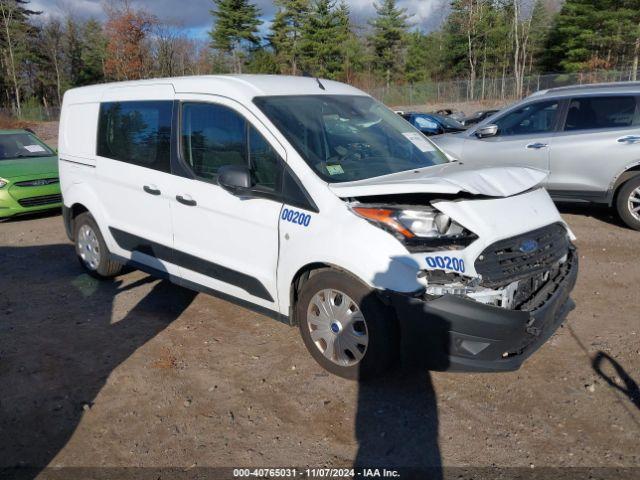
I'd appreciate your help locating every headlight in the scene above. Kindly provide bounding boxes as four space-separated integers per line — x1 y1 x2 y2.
0 178 7 188
351 205 477 251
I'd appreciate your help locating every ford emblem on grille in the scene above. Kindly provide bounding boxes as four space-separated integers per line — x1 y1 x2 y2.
519 239 539 254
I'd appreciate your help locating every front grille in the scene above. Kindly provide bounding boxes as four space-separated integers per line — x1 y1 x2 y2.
17 194 62 207
475 223 569 288
14 177 59 187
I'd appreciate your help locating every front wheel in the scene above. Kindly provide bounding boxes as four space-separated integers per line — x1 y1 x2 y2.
296 269 397 380
74 212 123 277
616 176 640 231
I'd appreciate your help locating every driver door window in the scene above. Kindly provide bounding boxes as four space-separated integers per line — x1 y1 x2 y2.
493 100 559 137
180 102 282 194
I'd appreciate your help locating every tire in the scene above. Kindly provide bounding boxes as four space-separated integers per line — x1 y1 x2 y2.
616 176 640 231
74 212 122 277
295 269 397 380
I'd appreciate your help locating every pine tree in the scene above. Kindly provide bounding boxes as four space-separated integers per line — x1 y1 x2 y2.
209 0 262 73
543 0 640 73
246 48 279 73
79 19 107 85
336 1 363 82
405 31 428 83
369 0 411 89
527 0 551 73
300 0 349 79
64 17 83 87
269 0 309 74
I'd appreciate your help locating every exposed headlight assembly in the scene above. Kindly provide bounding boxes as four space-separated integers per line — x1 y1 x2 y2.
0 178 7 188
351 205 477 251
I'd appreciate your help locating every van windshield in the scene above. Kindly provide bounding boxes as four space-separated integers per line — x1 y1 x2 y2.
254 95 449 183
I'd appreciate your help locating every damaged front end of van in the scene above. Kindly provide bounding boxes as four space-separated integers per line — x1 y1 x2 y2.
335 164 578 372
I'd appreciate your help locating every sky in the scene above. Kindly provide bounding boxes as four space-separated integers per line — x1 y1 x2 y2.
30 0 450 38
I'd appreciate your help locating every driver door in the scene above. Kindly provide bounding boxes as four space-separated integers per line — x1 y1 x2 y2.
169 95 285 311
462 99 561 176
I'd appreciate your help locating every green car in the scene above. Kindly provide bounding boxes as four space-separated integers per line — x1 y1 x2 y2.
0 129 61 220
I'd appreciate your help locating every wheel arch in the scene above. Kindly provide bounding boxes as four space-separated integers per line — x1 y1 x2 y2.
62 202 89 241
287 262 368 325
610 164 640 205
61 183 110 242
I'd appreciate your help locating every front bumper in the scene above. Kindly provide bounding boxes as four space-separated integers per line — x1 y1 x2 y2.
387 249 578 372
0 182 62 218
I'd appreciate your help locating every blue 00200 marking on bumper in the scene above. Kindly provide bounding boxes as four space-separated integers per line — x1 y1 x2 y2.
426 255 465 273
281 208 311 227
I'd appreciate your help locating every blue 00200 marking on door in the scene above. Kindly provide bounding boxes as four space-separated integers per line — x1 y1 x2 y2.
281 208 311 227
425 255 465 273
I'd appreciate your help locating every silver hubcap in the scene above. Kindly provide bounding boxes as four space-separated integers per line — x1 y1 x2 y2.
306 289 369 367
629 187 640 221
77 224 101 270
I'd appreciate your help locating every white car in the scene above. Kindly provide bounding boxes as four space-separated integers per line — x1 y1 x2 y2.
59 75 578 379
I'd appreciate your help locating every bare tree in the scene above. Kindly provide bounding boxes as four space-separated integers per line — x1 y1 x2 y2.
0 0 24 116
42 18 64 105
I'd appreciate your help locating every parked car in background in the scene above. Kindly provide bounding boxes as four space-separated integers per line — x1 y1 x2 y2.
0 129 60 220
460 109 501 126
60 75 577 379
401 112 467 136
433 108 466 121
432 82 640 230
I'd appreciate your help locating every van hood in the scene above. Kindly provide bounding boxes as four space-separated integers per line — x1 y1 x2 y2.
328 163 548 198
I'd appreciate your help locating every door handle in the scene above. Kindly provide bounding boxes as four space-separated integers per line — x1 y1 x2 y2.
526 142 548 149
143 185 161 195
176 194 197 206
617 135 640 144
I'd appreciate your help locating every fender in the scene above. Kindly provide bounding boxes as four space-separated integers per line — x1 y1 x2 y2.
278 253 423 316
276 205 424 316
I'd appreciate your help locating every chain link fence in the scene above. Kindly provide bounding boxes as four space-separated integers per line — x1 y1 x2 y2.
0 105 61 122
367 69 640 107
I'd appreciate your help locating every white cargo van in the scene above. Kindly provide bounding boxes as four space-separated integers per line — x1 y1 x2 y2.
59 75 578 379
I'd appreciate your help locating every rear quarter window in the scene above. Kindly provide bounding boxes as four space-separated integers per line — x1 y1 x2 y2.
97 101 172 172
564 96 639 131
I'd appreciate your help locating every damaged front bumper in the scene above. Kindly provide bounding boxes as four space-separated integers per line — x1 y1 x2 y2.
386 249 578 372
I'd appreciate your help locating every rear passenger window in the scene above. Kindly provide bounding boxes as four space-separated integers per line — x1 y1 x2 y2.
564 96 638 131
97 101 172 172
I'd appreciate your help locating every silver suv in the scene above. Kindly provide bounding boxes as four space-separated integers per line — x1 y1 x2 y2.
432 82 640 230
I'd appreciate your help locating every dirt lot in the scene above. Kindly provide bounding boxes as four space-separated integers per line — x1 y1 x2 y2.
1 203 639 478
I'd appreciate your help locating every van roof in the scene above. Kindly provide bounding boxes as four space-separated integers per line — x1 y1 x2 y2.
62 74 367 104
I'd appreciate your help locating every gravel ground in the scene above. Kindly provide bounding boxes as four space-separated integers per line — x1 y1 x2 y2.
0 203 639 479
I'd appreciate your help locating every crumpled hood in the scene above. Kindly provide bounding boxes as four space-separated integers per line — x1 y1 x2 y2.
328 163 548 198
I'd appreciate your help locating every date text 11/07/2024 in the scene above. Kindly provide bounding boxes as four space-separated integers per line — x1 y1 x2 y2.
232 468 401 478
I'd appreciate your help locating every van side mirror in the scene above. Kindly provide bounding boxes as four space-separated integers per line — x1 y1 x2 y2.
218 165 252 195
475 124 498 138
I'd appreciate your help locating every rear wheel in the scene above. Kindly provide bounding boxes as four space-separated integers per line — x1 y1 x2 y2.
616 176 640 231
74 212 122 277
296 269 397 380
